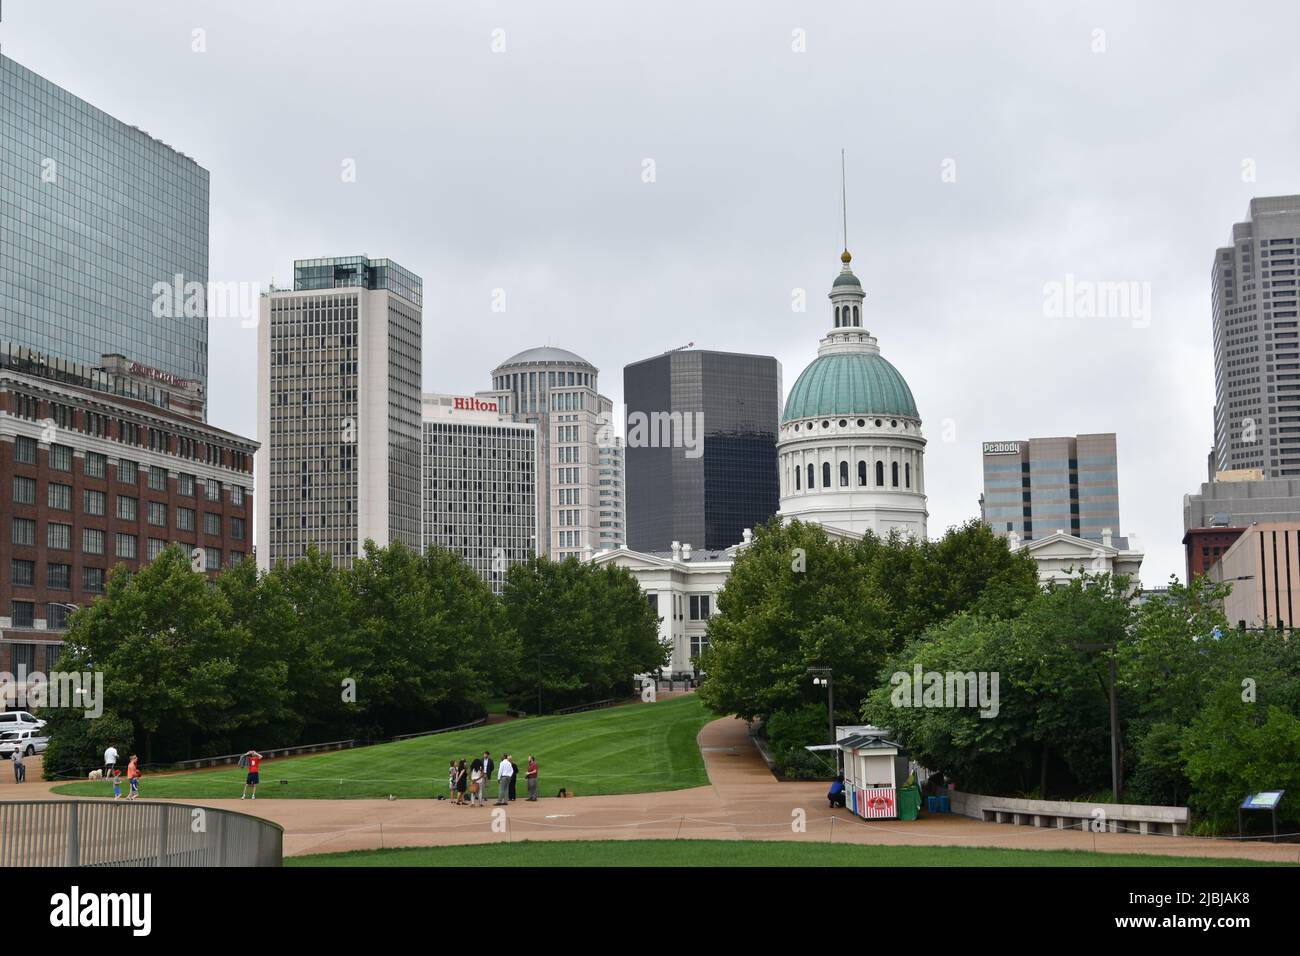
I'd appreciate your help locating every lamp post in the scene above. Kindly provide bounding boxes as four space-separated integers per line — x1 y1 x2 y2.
808 666 836 770
1073 642 1121 802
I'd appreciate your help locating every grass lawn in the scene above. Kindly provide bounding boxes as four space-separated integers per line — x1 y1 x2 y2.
50 695 712 801
287 839 1293 868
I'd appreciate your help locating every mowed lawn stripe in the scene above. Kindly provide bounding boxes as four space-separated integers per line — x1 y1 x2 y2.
49 695 712 800
287 839 1295 868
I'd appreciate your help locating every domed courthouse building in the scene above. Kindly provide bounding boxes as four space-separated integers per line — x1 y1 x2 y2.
777 249 927 539
593 246 928 674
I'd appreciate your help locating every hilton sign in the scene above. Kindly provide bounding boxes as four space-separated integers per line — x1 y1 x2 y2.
454 397 498 412
982 441 1022 456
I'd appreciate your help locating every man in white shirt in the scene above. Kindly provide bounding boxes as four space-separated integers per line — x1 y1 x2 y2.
103 745 119 782
495 754 514 805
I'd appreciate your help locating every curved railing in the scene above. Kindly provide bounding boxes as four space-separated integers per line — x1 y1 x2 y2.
0 800 283 867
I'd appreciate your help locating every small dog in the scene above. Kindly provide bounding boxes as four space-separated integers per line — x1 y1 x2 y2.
88 769 103 780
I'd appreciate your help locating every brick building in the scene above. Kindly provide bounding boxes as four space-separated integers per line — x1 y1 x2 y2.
0 345 257 677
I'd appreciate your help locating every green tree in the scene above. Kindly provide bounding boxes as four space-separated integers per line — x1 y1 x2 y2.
501 556 666 712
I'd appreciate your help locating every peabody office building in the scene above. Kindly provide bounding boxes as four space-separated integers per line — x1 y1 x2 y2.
421 393 538 593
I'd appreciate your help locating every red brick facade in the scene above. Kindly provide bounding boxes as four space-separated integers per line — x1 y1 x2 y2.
0 368 256 675
1183 526 1246 583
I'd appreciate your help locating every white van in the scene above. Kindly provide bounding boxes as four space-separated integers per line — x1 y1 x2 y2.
0 729 48 757
0 712 44 733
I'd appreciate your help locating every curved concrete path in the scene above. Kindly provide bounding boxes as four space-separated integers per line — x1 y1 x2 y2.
8 720 1299 863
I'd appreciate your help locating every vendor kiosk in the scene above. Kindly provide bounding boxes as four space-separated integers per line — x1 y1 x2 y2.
838 735 910 820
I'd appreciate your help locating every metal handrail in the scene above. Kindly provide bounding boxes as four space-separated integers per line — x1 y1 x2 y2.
0 799 283 867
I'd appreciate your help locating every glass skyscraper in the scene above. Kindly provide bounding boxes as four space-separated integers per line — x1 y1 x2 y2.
624 349 781 551
0 54 210 393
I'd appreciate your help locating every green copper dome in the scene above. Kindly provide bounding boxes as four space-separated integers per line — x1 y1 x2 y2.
832 271 862 288
782 351 919 422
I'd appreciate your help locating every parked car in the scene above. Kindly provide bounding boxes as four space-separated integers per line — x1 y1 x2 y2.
0 711 45 733
0 728 49 757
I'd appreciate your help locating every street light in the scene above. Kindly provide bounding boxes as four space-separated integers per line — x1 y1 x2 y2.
807 666 836 770
1073 642 1121 802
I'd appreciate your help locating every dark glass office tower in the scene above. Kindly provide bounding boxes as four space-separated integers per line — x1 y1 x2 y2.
0 55 211 394
624 350 781 551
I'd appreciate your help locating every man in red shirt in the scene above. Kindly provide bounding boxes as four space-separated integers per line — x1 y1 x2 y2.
241 750 264 800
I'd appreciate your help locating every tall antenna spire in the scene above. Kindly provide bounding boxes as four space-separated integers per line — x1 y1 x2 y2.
840 149 852 265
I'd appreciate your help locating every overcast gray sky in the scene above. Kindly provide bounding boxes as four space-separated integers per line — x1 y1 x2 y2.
6 0 1300 585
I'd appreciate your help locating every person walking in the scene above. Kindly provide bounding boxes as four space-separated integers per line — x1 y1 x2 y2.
525 755 539 801
126 755 141 799
103 744 118 782
495 754 514 805
10 744 24 783
241 750 263 799
455 759 468 805
470 757 484 806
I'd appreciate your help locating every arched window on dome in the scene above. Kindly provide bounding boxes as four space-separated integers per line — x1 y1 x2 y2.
822 462 831 488
853 305 860 326
875 460 884 486
806 463 814 490
892 461 899 487
857 460 867 486
839 461 849 486
905 462 911 488
834 306 841 328
795 465 801 490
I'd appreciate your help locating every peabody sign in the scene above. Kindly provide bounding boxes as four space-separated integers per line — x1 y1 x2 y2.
983 441 1022 456
454 397 498 412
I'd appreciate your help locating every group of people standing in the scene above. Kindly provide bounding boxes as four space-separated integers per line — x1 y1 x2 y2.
449 751 539 805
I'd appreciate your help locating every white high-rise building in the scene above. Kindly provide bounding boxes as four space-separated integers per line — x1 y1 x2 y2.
256 256 422 570
420 393 538 592
597 435 626 551
488 347 622 560
1212 196 1300 476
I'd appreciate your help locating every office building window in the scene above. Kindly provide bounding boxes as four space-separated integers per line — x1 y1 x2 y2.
82 568 106 593
148 501 167 527
11 601 34 628
82 528 104 555
204 513 221 536
48 523 72 550
177 508 195 531
48 482 72 511
12 476 34 505
49 443 72 471
84 489 105 516
11 559 34 587
12 518 35 546
85 451 106 478
148 466 168 491
118 459 137 484
47 563 71 590
14 436 36 464
116 534 137 560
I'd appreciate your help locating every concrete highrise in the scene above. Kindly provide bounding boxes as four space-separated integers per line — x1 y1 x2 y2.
1212 196 1300 476
256 257 422 570
488 347 620 560
420 393 538 592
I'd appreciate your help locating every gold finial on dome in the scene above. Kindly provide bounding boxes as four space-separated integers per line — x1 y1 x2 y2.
841 249 852 264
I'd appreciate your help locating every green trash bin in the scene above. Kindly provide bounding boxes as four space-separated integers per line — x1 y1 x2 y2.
896 785 922 821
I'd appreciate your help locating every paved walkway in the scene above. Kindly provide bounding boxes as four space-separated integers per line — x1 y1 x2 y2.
8 723 1299 862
